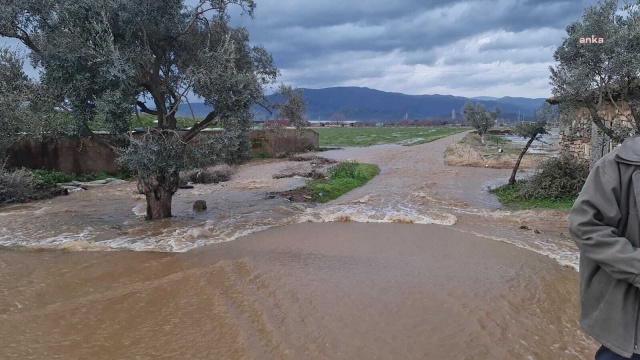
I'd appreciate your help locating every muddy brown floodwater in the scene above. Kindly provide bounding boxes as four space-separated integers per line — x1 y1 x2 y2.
1 224 596 359
0 131 598 358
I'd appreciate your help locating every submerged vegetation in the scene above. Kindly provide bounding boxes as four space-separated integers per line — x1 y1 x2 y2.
276 161 379 203
490 156 589 209
308 161 379 202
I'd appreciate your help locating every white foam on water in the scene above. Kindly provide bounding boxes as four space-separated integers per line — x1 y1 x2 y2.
450 228 579 271
132 204 146 216
0 229 108 251
292 204 457 226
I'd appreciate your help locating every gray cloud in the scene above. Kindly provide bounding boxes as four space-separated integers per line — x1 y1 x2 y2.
232 0 599 97
2 0 602 98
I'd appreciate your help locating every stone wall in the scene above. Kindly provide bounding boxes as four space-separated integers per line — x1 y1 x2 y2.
5 128 319 175
558 102 634 165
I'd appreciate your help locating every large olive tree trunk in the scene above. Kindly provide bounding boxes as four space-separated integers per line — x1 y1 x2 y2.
508 135 536 185
138 172 180 220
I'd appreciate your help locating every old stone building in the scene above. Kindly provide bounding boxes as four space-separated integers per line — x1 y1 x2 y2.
546 99 635 166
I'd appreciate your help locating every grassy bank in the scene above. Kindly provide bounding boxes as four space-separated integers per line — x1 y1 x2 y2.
490 183 576 210
444 131 547 169
308 162 379 202
312 127 470 147
1 169 131 204
32 170 131 186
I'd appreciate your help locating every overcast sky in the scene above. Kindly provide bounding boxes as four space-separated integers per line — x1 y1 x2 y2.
229 0 601 98
2 0 602 99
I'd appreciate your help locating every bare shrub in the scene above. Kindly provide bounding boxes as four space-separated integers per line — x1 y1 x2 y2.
443 144 484 166
0 168 42 203
517 156 589 200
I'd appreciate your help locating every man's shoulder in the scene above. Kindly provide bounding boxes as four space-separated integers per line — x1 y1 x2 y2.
593 148 622 175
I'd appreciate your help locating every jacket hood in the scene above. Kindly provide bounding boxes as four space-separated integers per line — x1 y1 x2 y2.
615 135 640 165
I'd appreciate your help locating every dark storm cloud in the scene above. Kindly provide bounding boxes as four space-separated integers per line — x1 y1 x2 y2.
225 0 601 97
2 0 603 97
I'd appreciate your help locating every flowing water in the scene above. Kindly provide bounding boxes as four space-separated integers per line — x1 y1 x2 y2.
0 131 598 358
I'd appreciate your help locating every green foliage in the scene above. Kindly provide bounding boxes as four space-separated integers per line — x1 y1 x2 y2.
31 169 131 186
273 85 307 128
490 183 576 210
461 102 501 139
513 103 557 140
314 127 469 147
32 170 74 186
491 156 589 209
550 0 640 141
117 130 187 183
0 0 307 218
517 156 590 200
307 162 379 203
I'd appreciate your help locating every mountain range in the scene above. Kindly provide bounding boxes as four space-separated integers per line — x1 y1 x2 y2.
176 87 548 122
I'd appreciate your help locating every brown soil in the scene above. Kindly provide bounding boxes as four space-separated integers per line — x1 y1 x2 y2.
444 144 543 169
270 187 315 202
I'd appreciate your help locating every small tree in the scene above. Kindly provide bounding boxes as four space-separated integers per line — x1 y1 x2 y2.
461 102 501 144
550 0 640 157
508 103 557 185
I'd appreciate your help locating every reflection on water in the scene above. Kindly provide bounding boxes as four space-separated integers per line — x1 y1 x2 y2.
498 131 560 155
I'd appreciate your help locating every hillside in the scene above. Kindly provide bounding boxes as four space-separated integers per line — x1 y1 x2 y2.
176 87 547 122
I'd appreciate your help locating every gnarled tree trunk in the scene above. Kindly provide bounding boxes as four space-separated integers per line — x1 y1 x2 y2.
138 171 180 220
509 135 536 185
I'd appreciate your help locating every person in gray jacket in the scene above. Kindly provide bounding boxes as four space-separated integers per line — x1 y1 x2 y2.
570 135 640 359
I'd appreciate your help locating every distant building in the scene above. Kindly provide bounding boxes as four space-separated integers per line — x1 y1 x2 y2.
308 120 358 127
547 94 635 166
266 119 290 126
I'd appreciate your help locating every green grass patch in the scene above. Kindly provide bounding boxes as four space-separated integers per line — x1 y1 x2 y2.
86 113 219 132
306 144 338 152
490 182 576 210
254 153 271 159
32 169 131 186
307 161 380 202
312 127 470 147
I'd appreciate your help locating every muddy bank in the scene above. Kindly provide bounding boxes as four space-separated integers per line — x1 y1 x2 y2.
0 223 596 359
443 130 559 169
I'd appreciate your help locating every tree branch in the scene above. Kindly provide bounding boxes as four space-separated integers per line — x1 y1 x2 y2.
136 101 158 115
183 110 219 142
585 103 624 142
167 84 193 117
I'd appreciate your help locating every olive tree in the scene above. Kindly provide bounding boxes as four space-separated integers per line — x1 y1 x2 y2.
0 49 33 159
461 102 501 144
0 48 67 162
508 103 557 185
0 0 305 219
550 0 640 145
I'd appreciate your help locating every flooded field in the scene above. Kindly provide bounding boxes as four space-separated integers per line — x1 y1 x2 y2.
0 131 575 267
0 131 595 358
